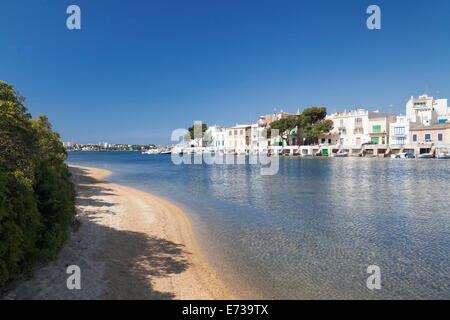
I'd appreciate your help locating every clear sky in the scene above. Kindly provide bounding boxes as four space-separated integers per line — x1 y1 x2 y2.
1 0 450 144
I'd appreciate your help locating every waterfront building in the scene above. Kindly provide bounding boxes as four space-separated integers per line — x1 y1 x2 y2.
257 110 302 149
327 109 397 147
257 110 295 128
408 123 450 145
205 125 227 152
250 124 270 154
405 94 449 126
368 113 397 145
326 109 396 146
63 141 75 148
327 109 370 146
389 115 419 145
226 124 252 153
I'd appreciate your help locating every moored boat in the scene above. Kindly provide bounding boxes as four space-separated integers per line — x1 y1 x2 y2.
398 153 415 159
142 149 160 154
331 152 348 157
417 153 434 159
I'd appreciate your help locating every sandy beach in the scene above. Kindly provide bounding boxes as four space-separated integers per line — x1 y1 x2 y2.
2 165 232 300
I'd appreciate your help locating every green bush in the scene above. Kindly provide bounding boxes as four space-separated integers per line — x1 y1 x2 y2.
0 81 76 287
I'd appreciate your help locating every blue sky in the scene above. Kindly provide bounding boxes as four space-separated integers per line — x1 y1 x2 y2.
1 0 450 144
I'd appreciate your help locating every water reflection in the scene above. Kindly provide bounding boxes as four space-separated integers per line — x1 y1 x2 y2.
68 152 450 299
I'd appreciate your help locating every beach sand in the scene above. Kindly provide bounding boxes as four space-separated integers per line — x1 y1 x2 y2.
2 165 233 300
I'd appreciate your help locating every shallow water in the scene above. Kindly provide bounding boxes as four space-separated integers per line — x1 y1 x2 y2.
68 151 450 299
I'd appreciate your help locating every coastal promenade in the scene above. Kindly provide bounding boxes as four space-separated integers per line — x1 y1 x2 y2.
2 165 231 300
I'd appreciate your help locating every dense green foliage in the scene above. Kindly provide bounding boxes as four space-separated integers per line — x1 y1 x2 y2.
187 123 208 140
0 81 76 287
269 107 334 144
184 123 208 145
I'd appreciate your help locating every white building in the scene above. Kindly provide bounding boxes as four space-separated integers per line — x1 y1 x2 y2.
327 109 371 146
250 124 270 153
253 110 299 152
389 115 418 145
368 112 397 145
225 124 252 154
406 94 449 126
63 141 75 148
327 109 396 146
204 125 227 152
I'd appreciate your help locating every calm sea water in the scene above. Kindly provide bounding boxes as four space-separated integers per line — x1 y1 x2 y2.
67 151 450 299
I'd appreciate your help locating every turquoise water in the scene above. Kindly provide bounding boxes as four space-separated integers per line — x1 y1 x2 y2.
67 151 450 299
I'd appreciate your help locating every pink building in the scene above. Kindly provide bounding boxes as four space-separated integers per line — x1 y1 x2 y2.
409 123 450 144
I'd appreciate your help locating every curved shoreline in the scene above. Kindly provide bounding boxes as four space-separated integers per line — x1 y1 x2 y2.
3 164 234 300
77 164 235 299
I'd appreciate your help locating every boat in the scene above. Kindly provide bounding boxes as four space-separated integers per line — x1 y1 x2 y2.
398 153 415 159
142 149 159 154
390 154 400 159
436 154 450 159
159 151 171 154
417 153 434 159
331 152 348 157
402 153 415 159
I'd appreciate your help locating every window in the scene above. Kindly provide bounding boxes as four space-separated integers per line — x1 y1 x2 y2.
398 137 406 145
424 134 431 140
413 134 417 142
372 125 381 133
394 127 405 135
438 134 443 141
234 130 237 135
354 128 364 134
240 130 243 135
339 119 344 127
229 131 232 136
355 118 363 127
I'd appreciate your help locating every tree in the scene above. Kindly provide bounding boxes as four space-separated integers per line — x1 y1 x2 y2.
187 123 207 140
268 107 333 145
0 81 76 287
0 81 36 179
303 119 334 138
298 107 333 144
185 123 208 146
270 117 298 135
299 107 327 126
